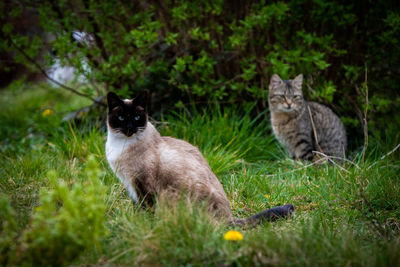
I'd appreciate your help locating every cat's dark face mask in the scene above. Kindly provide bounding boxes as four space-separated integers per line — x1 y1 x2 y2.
107 91 148 137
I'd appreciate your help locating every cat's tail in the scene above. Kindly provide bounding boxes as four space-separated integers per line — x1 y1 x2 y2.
230 204 295 227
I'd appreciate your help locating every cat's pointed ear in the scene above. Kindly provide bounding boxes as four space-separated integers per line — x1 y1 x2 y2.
269 74 283 89
107 92 123 111
133 90 148 109
292 74 303 90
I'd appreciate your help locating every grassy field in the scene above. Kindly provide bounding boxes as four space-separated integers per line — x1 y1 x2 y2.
1 85 399 266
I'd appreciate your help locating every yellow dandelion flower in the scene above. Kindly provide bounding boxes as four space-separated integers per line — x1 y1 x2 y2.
264 194 271 198
42 109 53 117
224 230 243 241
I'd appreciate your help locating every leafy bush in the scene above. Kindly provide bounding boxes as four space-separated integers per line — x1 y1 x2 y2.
0 155 106 266
1 0 400 145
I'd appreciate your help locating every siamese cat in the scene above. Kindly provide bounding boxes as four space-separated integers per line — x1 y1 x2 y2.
106 91 294 226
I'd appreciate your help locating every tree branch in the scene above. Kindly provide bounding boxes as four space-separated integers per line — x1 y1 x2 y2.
82 0 109 62
8 37 105 106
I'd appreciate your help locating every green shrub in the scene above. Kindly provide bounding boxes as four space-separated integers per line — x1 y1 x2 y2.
1 155 106 266
1 1 400 143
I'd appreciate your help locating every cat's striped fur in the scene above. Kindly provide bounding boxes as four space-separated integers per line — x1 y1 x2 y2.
268 74 347 161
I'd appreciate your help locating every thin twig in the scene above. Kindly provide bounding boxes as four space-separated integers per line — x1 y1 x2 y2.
150 119 169 125
214 73 243 89
366 143 400 170
262 157 326 178
307 105 323 153
312 151 360 169
361 65 369 162
312 151 351 173
263 150 357 178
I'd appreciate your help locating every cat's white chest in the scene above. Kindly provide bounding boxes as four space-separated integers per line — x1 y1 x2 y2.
105 130 139 202
106 134 132 168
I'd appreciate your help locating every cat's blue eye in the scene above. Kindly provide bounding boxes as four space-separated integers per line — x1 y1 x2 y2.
134 115 140 121
118 116 124 121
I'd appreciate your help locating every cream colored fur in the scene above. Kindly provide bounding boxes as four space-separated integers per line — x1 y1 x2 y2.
106 122 232 218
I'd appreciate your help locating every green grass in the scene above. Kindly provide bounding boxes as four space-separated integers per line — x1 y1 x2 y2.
1 85 399 266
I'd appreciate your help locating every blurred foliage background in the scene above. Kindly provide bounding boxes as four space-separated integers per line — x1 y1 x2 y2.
1 0 400 148
1 1 400 265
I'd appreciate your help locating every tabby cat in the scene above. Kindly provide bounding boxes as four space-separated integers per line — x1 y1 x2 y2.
268 74 347 161
105 91 294 226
